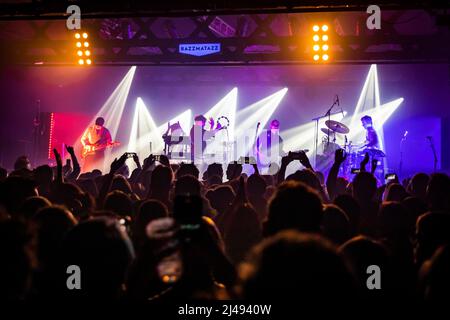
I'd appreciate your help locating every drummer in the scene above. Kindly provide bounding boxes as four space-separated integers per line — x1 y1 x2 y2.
360 115 379 149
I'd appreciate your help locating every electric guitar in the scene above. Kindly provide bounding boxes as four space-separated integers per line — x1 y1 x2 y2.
82 141 121 158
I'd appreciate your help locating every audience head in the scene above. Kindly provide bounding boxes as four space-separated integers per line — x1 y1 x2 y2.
61 218 134 299
21 196 51 220
264 181 323 236
226 162 242 181
33 165 53 186
14 156 31 171
352 172 377 204
333 194 360 235
133 200 168 252
150 165 173 193
206 163 223 181
415 211 450 266
239 231 356 301
176 163 200 180
32 205 77 268
111 175 132 194
104 190 133 217
321 204 351 245
0 176 38 215
0 167 7 181
247 174 267 198
0 220 34 300
426 173 450 211
175 175 201 196
340 236 390 293
286 169 322 193
419 245 450 303
408 173 429 200
378 201 411 238
384 183 408 202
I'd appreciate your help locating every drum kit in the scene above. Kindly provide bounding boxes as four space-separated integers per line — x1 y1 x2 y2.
318 119 386 177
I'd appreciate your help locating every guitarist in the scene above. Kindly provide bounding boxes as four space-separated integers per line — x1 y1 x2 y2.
81 117 112 172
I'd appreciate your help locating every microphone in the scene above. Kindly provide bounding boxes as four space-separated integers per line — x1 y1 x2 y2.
345 135 348 144
335 95 340 106
256 122 261 129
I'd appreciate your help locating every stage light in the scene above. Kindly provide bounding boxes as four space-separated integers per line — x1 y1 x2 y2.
312 23 330 62
235 88 288 158
192 88 237 162
73 31 92 65
342 64 404 170
78 59 84 65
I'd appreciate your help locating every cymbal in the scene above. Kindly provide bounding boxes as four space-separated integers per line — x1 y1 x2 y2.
321 128 338 135
361 148 386 158
325 120 350 134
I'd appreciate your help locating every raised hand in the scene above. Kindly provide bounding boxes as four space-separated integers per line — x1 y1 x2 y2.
371 158 378 174
53 148 62 167
298 150 313 170
360 152 369 171
281 155 293 168
158 154 170 167
334 148 347 165
110 153 128 174
143 154 156 170
208 117 215 129
65 145 75 155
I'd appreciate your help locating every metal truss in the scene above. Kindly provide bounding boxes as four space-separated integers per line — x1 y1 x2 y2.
0 11 449 66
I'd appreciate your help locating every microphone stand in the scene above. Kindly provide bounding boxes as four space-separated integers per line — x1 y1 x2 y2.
399 134 406 179
427 136 438 172
312 96 339 167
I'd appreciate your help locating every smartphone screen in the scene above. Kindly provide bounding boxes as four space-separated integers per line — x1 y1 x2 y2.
385 173 397 182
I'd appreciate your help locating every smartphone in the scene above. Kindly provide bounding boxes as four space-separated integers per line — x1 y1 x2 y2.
385 173 397 183
126 152 137 158
239 156 256 164
351 168 361 174
154 154 162 162
157 251 183 284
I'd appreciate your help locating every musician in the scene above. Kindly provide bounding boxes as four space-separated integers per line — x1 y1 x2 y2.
189 115 222 163
256 119 285 166
361 115 379 149
81 117 112 171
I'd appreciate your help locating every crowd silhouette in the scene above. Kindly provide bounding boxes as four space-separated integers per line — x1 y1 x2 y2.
1 146 450 305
